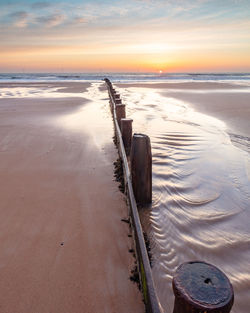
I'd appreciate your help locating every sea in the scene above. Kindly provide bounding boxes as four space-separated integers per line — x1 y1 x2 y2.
0 72 250 84
1 72 250 313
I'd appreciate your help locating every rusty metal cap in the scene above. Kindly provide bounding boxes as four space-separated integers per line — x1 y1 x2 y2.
172 261 234 311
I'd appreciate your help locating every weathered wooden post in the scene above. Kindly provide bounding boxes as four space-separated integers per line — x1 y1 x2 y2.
130 134 152 206
172 261 234 313
108 86 114 109
115 104 126 128
121 118 133 156
110 99 113 113
115 98 122 105
104 78 110 85
114 94 120 100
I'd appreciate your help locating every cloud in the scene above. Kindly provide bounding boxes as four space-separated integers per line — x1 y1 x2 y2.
73 17 89 24
9 11 29 19
31 2 51 10
9 11 29 28
36 14 66 27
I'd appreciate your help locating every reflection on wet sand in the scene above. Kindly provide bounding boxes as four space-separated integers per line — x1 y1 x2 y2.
116 82 250 313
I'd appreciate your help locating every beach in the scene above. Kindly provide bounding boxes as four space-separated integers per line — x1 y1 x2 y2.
116 81 250 313
0 82 144 313
1 0 250 311
0 78 250 313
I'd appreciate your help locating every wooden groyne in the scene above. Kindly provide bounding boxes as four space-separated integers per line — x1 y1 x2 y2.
105 78 162 313
104 78 234 313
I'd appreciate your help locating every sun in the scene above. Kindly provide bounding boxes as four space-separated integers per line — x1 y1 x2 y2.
159 70 163 74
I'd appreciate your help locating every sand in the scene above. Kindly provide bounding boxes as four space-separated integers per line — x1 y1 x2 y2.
0 82 144 313
115 81 250 313
116 81 250 138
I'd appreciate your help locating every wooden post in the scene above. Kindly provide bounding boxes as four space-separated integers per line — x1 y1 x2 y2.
172 261 234 313
114 94 120 100
115 104 126 128
121 118 133 156
109 99 113 113
115 98 122 105
104 78 111 85
130 134 152 206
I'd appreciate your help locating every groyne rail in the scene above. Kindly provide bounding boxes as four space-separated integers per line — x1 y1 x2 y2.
104 78 163 313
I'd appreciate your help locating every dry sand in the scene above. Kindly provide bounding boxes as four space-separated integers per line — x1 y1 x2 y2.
0 82 144 313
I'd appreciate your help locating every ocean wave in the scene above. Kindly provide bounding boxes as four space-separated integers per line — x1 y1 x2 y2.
1 72 250 83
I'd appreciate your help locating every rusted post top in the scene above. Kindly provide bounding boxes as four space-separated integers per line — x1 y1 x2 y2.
172 261 234 313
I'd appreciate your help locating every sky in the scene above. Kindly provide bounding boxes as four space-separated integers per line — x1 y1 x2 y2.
0 0 250 73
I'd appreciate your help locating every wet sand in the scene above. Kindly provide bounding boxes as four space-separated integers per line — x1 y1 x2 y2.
0 82 144 313
116 81 250 138
115 81 250 313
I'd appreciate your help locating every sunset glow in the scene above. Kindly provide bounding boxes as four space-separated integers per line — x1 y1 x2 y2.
1 0 250 72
